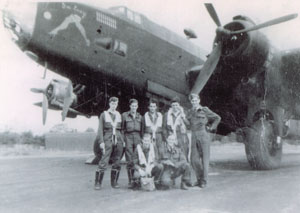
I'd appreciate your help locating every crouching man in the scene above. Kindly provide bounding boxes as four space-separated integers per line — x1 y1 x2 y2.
159 135 192 190
132 133 163 190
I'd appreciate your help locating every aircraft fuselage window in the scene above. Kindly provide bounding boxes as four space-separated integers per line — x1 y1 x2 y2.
114 40 127 57
96 11 117 29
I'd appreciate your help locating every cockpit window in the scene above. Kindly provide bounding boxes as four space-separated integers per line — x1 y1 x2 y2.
109 6 142 25
118 7 125 14
127 9 134 21
134 14 141 24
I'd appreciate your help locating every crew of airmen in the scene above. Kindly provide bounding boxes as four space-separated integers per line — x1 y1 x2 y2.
94 93 221 191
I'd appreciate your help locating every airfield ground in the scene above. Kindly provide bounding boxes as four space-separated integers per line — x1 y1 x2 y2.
1 142 300 213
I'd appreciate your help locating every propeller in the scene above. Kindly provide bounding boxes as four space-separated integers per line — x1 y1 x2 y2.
30 87 48 125
232 13 298 34
42 93 48 125
190 43 221 94
62 80 73 121
30 88 44 93
189 3 298 96
204 3 222 27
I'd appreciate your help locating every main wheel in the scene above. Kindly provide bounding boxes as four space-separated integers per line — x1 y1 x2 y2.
245 120 282 170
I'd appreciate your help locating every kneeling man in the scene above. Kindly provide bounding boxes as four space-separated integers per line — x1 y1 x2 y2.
159 135 192 190
132 134 163 190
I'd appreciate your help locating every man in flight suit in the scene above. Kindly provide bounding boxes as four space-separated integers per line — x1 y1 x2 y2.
122 99 143 189
159 134 192 190
94 97 124 190
183 93 221 188
132 133 164 190
142 99 164 155
163 96 189 159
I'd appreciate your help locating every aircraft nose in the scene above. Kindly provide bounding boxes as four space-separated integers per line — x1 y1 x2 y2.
2 1 37 49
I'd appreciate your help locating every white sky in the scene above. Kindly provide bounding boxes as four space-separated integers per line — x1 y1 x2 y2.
1 0 300 134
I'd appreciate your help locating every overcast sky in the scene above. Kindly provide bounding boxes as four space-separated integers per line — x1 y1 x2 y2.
1 0 300 134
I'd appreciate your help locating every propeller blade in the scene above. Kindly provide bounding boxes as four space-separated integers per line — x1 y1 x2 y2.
62 80 73 121
190 43 222 95
204 3 222 27
30 88 45 94
42 93 48 125
232 13 298 34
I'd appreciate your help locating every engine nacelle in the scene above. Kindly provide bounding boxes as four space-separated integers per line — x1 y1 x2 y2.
46 79 77 106
214 16 270 65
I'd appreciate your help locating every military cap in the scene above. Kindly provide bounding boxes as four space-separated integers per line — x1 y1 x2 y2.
189 93 199 101
109 96 119 103
171 96 180 103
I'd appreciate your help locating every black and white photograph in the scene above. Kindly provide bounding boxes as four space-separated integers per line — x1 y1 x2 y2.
1 0 300 212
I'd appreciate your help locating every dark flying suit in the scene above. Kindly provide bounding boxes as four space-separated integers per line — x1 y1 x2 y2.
96 110 124 188
142 112 164 155
163 109 189 159
186 106 220 186
159 143 191 188
122 111 142 187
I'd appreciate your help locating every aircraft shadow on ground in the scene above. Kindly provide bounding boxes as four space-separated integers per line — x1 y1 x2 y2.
210 160 253 171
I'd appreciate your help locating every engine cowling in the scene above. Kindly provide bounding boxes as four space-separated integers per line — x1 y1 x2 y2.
214 16 270 63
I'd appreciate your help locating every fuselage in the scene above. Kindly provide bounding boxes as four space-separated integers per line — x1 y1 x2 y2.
15 2 205 100
4 2 300 136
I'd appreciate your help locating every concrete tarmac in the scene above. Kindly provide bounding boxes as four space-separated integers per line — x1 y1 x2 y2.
1 143 300 213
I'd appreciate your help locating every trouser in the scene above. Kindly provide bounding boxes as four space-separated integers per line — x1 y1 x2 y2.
151 133 164 156
160 161 191 187
125 132 141 169
190 130 210 184
178 133 189 161
98 140 124 171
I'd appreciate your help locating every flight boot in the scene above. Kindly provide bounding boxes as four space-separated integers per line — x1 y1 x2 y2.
193 179 202 187
94 170 104 190
111 169 120 189
127 169 135 189
180 181 189 190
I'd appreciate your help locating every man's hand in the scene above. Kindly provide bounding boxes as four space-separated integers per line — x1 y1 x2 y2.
179 106 186 119
207 126 216 133
99 143 105 154
162 159 175 167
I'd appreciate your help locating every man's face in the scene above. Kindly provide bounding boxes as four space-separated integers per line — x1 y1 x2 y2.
130 102 138 113
167 137 177 148
171 102 180 112
148 103 157 113
190 97 200 108
109 101 118 111
142 137 151 150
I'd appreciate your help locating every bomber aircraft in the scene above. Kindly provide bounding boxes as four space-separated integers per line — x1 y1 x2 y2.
2 2 300 170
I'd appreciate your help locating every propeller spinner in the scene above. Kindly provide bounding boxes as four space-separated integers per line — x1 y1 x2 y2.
188 3 298 96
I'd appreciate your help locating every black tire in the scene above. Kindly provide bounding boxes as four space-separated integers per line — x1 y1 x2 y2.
245 120 282 170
